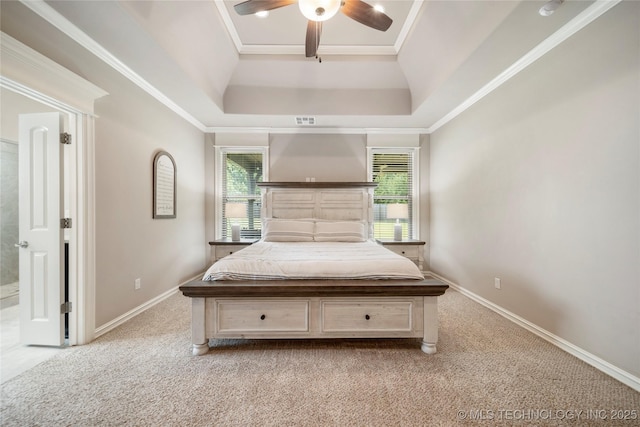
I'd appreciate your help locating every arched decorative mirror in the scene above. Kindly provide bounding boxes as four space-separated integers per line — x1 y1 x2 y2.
153 151 176 219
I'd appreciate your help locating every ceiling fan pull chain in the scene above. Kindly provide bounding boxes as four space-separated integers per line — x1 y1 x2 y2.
316 23 321 63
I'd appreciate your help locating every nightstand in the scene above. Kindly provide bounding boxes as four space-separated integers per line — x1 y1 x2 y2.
208 239 258 263
377 239 426 271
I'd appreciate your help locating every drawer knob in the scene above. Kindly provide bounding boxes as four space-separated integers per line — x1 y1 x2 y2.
365 314 370 320
260 314 266 320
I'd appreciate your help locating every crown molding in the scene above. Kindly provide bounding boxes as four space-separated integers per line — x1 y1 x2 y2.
215 0 422 56
395 0 424 53
204 127 429 135
215 0 244 53
18 0 620 136
19 0 207 132
1 32 107 113
427 0 622 133
238 44 398 56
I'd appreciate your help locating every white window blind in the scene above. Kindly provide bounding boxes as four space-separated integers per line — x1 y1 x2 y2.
220 150 264 239
370 150 416 240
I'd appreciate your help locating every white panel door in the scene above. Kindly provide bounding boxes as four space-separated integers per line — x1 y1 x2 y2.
18 112 65 346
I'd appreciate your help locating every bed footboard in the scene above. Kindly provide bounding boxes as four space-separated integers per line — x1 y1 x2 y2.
179 277 448 355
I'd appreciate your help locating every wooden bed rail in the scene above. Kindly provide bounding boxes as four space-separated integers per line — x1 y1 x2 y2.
179 277 448 298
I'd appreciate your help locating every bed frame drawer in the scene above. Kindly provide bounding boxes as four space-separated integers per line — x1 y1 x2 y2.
216 300 309 333
320 299 418 334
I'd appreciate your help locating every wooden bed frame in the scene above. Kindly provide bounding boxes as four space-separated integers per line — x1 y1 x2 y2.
179 183 448 356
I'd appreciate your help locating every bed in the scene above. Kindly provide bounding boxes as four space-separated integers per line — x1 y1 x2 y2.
179 182 448 356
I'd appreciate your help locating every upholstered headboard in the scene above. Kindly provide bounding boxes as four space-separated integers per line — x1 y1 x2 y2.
257 182 377 239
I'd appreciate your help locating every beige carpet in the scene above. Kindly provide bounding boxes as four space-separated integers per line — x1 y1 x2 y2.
1 290 638 426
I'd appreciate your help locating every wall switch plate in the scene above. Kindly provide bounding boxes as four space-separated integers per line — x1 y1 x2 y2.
135 278 141 290
494 278 501 290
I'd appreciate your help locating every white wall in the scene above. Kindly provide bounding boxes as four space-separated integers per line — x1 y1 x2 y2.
429 2 639 379
93 75 206 326
269 133 367 182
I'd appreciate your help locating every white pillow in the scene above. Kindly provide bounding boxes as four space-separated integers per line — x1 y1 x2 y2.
314 220 367 242
262 218 315 242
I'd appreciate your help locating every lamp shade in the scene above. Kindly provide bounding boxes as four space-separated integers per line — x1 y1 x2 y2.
387 203 408 220
225 203 247 219
299 0 341 22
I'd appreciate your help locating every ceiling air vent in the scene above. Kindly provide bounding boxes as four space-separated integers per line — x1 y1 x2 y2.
295 116 316 126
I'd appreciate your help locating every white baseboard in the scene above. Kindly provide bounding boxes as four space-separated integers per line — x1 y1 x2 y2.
94 273 202 339
429 272 640 393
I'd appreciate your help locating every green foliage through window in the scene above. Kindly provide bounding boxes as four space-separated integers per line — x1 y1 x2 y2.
370 150 415 239
221 151 264 239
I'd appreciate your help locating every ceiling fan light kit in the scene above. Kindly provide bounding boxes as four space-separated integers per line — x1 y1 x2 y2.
299 0 342 22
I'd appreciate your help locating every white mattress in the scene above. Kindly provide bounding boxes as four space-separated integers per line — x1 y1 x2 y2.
203 240 424 281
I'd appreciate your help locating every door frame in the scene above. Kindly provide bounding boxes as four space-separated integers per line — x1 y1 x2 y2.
1 32 107 345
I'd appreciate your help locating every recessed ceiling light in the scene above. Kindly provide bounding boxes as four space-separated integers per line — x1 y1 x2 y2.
539 0 564 17
255 10 269 18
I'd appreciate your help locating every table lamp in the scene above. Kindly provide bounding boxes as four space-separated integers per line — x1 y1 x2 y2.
386 203 408 241
225 202 247 241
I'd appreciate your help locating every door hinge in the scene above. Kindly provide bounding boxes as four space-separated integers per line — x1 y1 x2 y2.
61 218 72 229
60 132 72 144
61 301 72 314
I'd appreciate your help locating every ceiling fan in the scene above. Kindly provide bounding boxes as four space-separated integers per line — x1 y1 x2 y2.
233 0 393 59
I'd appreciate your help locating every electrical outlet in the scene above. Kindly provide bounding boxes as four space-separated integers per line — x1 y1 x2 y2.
135 278 141 290
494 277 501 290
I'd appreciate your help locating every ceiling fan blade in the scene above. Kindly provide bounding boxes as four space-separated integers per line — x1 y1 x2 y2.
341 0 393 31
233 0 296 16
305 20 322 58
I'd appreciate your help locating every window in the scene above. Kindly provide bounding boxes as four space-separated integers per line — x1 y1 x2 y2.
368 148 418 240
216 147 268 239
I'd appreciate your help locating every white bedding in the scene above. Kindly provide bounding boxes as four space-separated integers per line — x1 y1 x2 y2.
203 240 424 281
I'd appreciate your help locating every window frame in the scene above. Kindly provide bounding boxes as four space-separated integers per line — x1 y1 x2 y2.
367 147 420 240
215 146 269 239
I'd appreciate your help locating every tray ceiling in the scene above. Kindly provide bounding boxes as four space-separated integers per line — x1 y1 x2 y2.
3 0 608 131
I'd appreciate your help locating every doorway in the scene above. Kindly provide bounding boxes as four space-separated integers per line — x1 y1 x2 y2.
0 90 69 382
1 31 105 369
